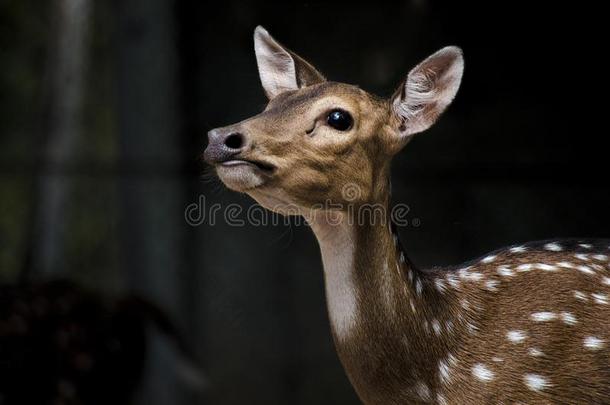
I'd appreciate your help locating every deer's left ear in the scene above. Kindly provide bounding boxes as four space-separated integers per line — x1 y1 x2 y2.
254 26 326 100
391 46 464 138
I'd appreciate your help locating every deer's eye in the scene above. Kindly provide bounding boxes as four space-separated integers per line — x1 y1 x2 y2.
327 109 353 131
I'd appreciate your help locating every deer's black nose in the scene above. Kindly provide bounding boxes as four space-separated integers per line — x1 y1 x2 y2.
204 128 247 164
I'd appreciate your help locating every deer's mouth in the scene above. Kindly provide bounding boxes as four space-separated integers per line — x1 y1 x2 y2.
215 158 276 192
220 159 275 173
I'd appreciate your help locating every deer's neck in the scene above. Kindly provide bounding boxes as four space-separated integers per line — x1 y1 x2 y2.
310 209 460 403
310 209 429 341
313 220 356 340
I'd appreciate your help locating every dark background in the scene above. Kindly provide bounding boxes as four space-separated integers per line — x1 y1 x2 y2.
1 1 608 404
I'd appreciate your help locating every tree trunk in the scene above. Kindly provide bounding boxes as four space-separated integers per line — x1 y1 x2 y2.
30 0 92 276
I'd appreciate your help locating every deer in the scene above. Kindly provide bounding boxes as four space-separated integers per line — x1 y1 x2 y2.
203 26 610 404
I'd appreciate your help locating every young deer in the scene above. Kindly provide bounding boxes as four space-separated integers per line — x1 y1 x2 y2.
204 26 610 404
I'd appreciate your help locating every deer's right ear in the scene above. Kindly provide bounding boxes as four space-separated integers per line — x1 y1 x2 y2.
254 26 326 100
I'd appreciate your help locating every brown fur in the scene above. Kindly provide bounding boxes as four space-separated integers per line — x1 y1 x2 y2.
342 217 610 403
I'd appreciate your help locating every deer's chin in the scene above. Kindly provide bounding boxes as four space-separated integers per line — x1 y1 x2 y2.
248 188 304 216
216 164 267 192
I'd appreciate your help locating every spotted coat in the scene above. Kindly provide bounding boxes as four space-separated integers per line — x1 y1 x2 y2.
335 225 610 405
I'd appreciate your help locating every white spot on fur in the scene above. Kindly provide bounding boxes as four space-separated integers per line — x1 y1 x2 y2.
432 319 442 336
410 299 416 314
439 359 450 384
467 322 479 335
485 279 499 291
575 253 590 261
510 246 527 253
492 357 504 362
593 254 608 261
399 251 405 263
574 291 588 301
472 363 494 382
576 265 595 275
446 273 460 289
528 347 544 357
535 263 558 271
517 263 559 272
591 263 604 271
531 312 557 322
415 279 423 296
544 242 563 252
602 277 610 286
481 255 497 264
445 320 454 332
524 263 557 272
557 261 575 269
459 267 483 281
579 243 593 249
524 374 551 392
517 263 535 272
592 293 608 305
414 381 431 401
497 265 514 277
435 278 447 293
507 330 527 343
437 393 447 405
584 336 605 350
560 311 577 325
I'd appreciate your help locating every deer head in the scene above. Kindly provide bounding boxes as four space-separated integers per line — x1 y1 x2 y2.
204 26 463 215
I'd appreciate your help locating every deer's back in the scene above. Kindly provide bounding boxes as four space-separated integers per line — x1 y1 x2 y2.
433 239 610 404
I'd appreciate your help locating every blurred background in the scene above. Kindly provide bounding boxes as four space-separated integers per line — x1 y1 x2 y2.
1 1 609 404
